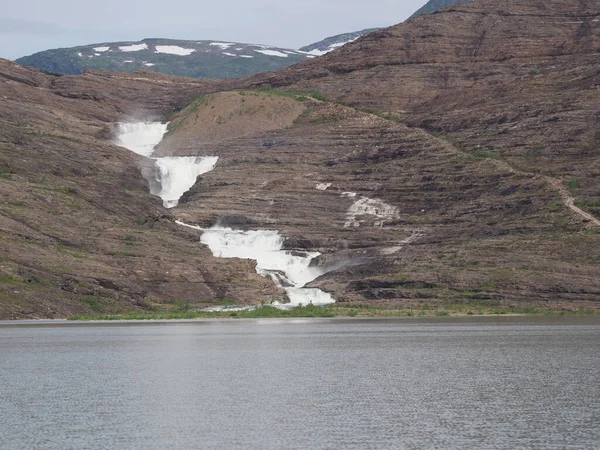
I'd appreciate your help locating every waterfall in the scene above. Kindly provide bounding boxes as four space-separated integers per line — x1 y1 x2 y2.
116 121 335 306
153 156 219 208
115 122 218 208
200 227 334 306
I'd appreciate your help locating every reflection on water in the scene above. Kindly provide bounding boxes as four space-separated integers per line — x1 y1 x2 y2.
1 317 599 450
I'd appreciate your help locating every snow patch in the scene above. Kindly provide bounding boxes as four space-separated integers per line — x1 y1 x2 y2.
124 60 133 63
119 43 148 52
222 52 237 57
300 37 359 57
254 49 288 58
316 183 332 191
210 42 234 50
144 62 155 67
239 55 253 59
94 46 110 52
77 52 83 57
155 45 195 56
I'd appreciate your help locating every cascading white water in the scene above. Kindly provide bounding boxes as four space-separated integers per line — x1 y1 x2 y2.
116 122 169 157
180 223 335 306
116 121 335 306
154 156 219 208
115 122 218 208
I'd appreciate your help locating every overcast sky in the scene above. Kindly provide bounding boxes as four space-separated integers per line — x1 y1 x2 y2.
1 0 426 60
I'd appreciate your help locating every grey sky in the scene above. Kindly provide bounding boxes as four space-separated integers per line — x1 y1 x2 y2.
1 0 426 60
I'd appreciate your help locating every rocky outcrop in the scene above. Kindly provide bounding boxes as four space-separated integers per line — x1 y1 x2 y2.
230 0 600 226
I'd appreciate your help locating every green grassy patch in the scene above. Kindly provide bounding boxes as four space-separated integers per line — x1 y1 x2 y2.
67 300 598 321
576 198 600 208
69 304 337 320
83 296 104 312
0 275 26 285
470 149 502 160
256 89 328 102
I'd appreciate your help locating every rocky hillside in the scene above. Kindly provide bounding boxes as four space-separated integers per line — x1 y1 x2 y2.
0 60 287 319
195 0 600 307
299 29 381 56
15 39 313 79
407 0 473 20
1 0 599 319
237 0 600 221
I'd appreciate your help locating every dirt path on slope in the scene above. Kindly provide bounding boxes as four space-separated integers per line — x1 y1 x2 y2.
424 130 600 229
544 176 600 227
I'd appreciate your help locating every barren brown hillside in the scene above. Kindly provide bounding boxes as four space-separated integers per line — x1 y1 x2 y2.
1 0 599 319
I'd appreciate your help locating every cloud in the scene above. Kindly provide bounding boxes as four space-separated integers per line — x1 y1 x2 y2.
0 17 62 35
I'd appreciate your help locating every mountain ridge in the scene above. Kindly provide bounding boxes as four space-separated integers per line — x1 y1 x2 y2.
298 28 381 55
16 38 313 79
407 0 473 21
14 1 474 79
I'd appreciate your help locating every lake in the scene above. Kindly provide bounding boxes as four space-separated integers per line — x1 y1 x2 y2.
1 317 599 449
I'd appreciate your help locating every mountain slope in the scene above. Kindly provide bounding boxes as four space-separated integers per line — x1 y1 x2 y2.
16 38 313 79
237 0 600 218
183 0 600 307
0 60 284 319
299 29 380 56
2 0 600 318
407 0 473 20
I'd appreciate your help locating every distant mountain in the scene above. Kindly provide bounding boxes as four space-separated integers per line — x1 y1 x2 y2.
299 29 380 56
16 38 314 79
407 0 473 21
15 1 473 80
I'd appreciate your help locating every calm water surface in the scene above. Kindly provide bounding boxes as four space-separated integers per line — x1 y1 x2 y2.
1 317 599 449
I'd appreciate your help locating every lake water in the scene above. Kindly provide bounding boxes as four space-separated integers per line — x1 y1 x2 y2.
1 317 599 449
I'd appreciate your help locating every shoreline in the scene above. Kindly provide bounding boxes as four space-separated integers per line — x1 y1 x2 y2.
1 308 599 326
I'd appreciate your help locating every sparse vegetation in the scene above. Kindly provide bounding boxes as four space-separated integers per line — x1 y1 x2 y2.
67 301 597 321
470 149 502 160
256 89 328 102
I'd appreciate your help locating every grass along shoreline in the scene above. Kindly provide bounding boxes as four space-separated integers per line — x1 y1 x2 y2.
68 302 598 321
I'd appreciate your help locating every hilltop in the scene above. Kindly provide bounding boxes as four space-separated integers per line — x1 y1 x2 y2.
299 29 381 56
16 38 313 79
407 0 473 20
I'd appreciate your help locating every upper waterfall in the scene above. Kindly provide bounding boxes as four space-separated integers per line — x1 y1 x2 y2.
115 122 218 208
